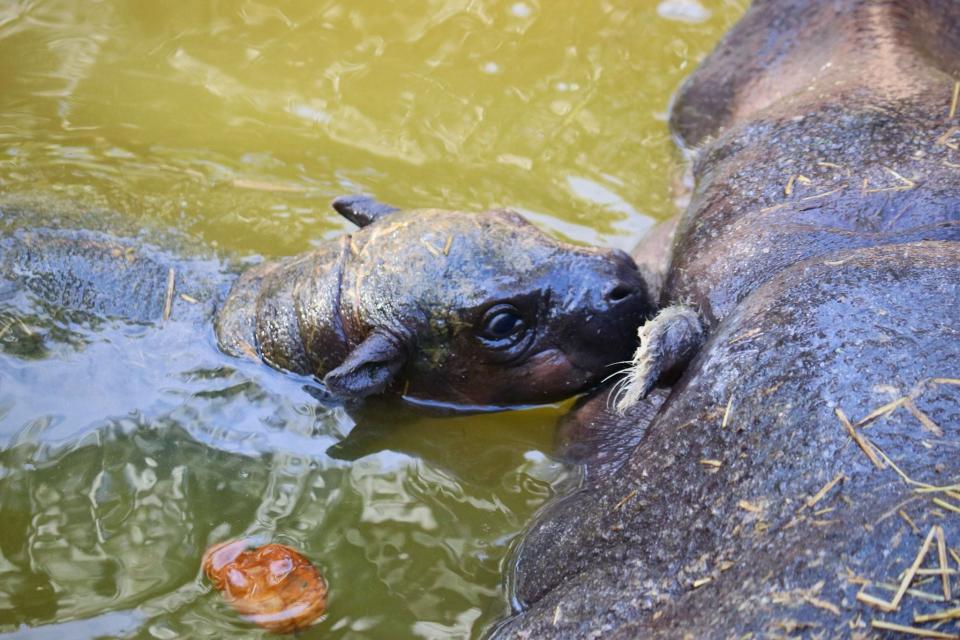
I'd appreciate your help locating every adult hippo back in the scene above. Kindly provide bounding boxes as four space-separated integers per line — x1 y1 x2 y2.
1 197 653 410
496 1 960 637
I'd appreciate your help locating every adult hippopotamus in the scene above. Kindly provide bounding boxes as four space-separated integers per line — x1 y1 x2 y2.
496 0 960 637
0 196 653 410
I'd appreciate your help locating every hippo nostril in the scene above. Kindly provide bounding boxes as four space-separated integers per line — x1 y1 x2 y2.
606 284 634 303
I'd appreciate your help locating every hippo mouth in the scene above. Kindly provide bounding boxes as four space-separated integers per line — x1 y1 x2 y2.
507 347 599 401
401 346 597 412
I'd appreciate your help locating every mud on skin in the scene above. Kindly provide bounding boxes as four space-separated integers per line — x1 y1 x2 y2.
497 0 960 637
0 197 654 410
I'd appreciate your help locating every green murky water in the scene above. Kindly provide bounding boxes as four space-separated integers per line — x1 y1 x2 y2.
0 1 744 638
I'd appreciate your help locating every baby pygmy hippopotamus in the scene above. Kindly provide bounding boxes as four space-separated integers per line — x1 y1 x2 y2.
216 196 653 409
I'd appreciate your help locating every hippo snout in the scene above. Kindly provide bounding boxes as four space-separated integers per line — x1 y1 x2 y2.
562 250 652 369
595 249 648 309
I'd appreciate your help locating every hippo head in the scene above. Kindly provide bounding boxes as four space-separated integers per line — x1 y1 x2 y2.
321 197 655 410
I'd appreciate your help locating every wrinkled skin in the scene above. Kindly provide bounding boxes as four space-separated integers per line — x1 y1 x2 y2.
215 202 652 409
0 200 653 410
496 1 960 637
202 539 328 633
0 226 224 326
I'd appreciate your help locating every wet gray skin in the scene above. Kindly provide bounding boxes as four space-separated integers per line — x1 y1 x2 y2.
496 0 960 637
216 197 654 409
0 198 654 410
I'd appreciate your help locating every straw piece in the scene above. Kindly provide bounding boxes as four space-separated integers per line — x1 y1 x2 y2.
761 203 787 214
871 445 939 490
785 174 797 196
931 378 960 387
915 607 960 623
932 498 960 514
916 483 960 494
936 126 960 150
857 527 937 612
863 167 916 193
801 186 845 201
903 398 945 437
836 408 884 469
738 500 762 513
891 527 938 610
856 592 897 612
855 397 905 428
420 239 443 257
875 583 947 603
805 473 845 509
950 81 960 120
613 489 638 511
162 268 175 321
847 572 871 586
871 620 959 639
899 510 920 534
913 569 958 576
721 396 734 430
935 526 951 601
804 596 840 616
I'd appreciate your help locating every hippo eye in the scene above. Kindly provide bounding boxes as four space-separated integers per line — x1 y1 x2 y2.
478 304 527 346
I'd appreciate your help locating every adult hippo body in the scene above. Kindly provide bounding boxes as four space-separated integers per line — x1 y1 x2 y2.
0 198 653 410
497 1 960 638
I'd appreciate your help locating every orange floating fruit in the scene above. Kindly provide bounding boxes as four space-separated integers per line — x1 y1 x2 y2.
202 539 328 633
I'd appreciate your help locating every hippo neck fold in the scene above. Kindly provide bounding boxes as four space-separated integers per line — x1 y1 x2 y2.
214 237 354 377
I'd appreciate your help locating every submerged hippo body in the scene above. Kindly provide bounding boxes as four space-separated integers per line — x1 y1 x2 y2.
0 229 222 320
0 198 653 409
498 1 960 637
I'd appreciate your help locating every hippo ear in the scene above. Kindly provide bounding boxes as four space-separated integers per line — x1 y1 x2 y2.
332 195 400 228
323 330 407 399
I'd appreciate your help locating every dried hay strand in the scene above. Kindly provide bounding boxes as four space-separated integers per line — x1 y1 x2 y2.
836 408 884 469
950 81 960 120
935 526 952 601
856 526 937 612
162 267 175 321
915 607 960 624
804 473 846 510
903 398 945 437
871 620 959 639
856 397 906 428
